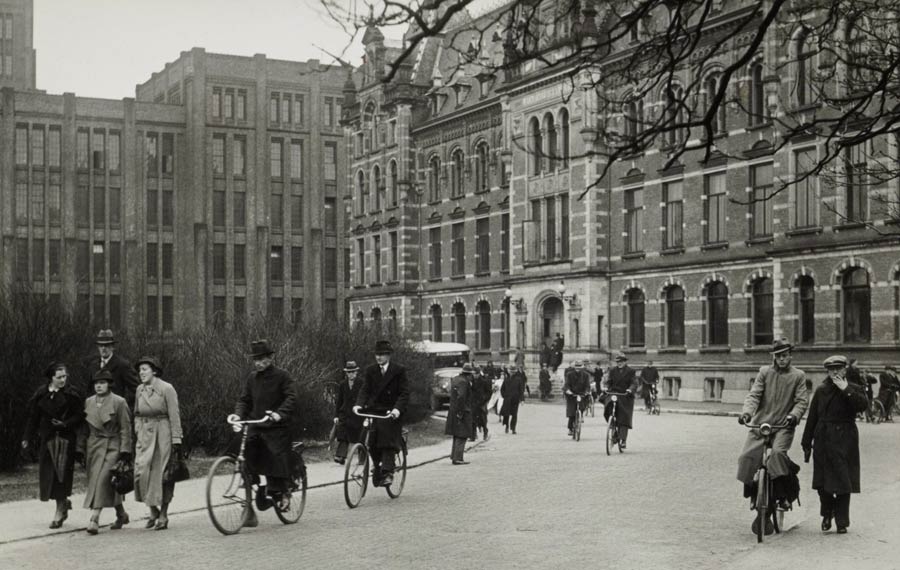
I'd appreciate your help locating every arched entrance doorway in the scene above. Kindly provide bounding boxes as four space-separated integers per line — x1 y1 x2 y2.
539 297 564 347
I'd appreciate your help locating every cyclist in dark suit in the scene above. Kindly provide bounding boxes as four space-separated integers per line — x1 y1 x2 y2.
563 361 591 435
353 340 410 488
601 353 639 448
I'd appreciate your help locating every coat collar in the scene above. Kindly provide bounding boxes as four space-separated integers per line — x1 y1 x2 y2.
85 394 119 430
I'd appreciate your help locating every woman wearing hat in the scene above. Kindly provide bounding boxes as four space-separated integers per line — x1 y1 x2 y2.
133 356 183 530
802 355 868 534
79 369 132 535
333 361 363 465
21 362 85 529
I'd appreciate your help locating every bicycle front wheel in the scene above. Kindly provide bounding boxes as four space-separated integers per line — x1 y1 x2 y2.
344 443 369 509
606 418 615 456
386 443 408 499
754 469 769 543
206 456 251 535
575 413 582 441
589 399 595 418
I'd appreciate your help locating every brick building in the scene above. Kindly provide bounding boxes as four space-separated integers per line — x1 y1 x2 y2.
345 1 900 401
0 0 349 332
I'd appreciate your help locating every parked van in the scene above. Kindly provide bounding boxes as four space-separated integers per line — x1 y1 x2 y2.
411 341 471 410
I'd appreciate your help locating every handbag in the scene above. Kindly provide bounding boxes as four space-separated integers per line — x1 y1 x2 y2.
110 457 134 495
163 452 190 484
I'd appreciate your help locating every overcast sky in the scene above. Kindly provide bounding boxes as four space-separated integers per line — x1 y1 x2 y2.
33 0 382 99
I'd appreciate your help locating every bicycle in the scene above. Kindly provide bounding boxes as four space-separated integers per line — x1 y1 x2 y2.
343 410 408 509
570 395 587 441
206 417 307 535
587 391 596 418
323 382 341 457
873 391 898 423
740 421 790 543
604 392 629 455
647 388 661 415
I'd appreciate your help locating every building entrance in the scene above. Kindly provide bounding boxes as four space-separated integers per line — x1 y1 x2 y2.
540 297 564 347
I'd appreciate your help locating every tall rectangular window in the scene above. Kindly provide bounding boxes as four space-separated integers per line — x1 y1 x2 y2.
213 191 226 227
48 128 61 167
147 244 158 280
561 194 570 259
74 186 89 227
372 235 382 283
162 132 174 173
545 197 557 259
77 130 89 169
325 247 337 284
501 214 510 271
48 185 61 225
290 141 303 179
145 133 158 175
234 244 246 280
92 130 105 170
233 137 246 176
389 231 399 281
233 192 246 228
162 296 174 331
291 246 303 282
282 97 291 124
271 193 283 231
324 142 337 181
324 197 337 234
356 238 365 285
108 131 121 171
48 240 61 279
291 298 303 323
430 227 442 278
270 139 282 178
324 97 334 127
109 241 121 282
234 296 245 320
794 149 817 228
162 243 173 280
15 183 27 225
270 246 283 282
704 172 727 244
476 217 490 273
213 243 226 280
93 187 105 228
147 296 159 331
270 94 279 123
94 295 106 327
751 163 774 238
92 242 105 281
212 87 222 117
293 95 304 125
224 90 234 119
846 144 868 221
344 248 351 285
290 195 302 232
146 189 158 228
109 296 121 329
236 90 246 120
624 188 643 253
15 126 27 165
31 126 44 167
30 184 44 224
32 238 44 281
109 187 121 227
451 222 465 276
162 190 174 227
76 241 90 283
663 180 684 249
212 135 225 175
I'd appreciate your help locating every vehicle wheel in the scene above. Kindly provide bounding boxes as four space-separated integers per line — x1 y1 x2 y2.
872 401 885 425
606 420 615 456
386 446 407 499
575 414 582 442
590 401 595 418
773 502 783 534
275 473 307 524
754 469 769 543
343 443 369 509
206 455 250 536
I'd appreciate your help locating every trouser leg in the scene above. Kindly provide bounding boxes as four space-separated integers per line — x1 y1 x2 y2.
619 426 629 443
267 477 290 494
818 489 835 518
335 440 348 459
380 448 395 473
510 407 518 432
834 494 851 528
451 437 465 462
567 416 575 430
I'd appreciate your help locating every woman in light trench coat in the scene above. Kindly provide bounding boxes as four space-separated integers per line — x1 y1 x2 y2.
80 369 132 535
133 356 183 531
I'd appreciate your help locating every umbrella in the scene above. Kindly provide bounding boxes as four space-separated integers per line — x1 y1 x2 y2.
46 435 69 483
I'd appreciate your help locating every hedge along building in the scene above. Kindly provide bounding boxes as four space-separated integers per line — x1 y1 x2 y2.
351 0 900 401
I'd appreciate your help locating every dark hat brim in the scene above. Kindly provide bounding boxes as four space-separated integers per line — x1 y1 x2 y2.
770 346 793 355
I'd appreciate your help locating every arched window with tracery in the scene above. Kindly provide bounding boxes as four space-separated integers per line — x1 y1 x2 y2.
428 155 441 203
389 160 399 207
530 117 543 175
475 142 490 193
749 62 765 125
372 164 382 212
664 285 685 347
544 113 557 172
559 108 569 168
475 300 491 350
451 148 465 198
357 170 367 216
704 72 726 135
452 302 466 344
796 29 814 106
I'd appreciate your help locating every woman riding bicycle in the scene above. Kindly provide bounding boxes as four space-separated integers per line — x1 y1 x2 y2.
601 353 639 449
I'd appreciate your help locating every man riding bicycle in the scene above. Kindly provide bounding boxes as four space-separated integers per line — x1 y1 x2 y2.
227 339 298 526
877 365 900 421
564 361 591 436
352 340 410 488
737 338 809 514
601 352 639 448
639 360 660 411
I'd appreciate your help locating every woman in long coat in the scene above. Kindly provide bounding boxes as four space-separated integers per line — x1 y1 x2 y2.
445 365 474 464
21 362 85 528
333 361 363 465
802 355 868 534
80 369 132 535
133 356 182 530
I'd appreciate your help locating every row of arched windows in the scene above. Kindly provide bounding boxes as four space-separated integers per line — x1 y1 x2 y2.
529 108 570 175
426 140 497 203
355 160 399 215
427 301 508 350
623 267 875 348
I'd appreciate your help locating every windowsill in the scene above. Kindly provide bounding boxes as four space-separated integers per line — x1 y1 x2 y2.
369 282 383 287
474 188 490 195
743 346 774 354
786 226 822 237
500 270 510 275
474 271 491 277
352 284 366 289
450 275 467 280
623 348 647 354
523 257 572 268
428 277 443 283
621 252 645 260
658 347 686 354
660 246 685 256
427 200 442 206
834 222 867 231
385 280 400 286
745 236 773 246
701 242 728 251
699 346 731 353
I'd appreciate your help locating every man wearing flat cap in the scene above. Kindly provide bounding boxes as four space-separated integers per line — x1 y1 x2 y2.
84 329 140 410
353 340 410 487
737 338 809 521
333 361 363 465
227 339 297 521
601 353 639 448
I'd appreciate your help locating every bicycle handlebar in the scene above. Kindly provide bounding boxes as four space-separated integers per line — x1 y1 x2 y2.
227 417 271 426
604 391 630 397
353 410 394 420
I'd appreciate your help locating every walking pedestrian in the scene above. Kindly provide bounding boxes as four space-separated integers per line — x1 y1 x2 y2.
83 329 140 410
133 356 183 531
470 369 493 441
601 353 639 448
21 362 84 529
539 363 552 400
333 361 363 465
445 363 474 465
80 370 132 535
802 355 868 534
501 367 526 434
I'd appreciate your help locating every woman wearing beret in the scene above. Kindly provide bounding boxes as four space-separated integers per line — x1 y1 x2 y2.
802 355 868 534
133 356 183 530
80 369 132 535
21 363 85 529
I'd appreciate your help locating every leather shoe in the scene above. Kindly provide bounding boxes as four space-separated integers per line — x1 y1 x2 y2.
452 460 470 465
49 519 63 529
334 457 345 465
255 487 273 511
381 474 394 487
821 516 832 531
153 516 168 531
243 508 259 528
110 512 129 530
836 526 847 534
86 517 99 535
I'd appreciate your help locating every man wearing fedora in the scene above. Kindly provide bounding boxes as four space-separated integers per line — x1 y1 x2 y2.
228 339 298 520
737 338 809 525
84 329 140 410
601 353 639 448
564 360 592 436
333 361 364 465
353 340 410 487
445 363 475 464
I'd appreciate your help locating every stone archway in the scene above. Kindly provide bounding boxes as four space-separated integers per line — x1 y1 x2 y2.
540 297 565 347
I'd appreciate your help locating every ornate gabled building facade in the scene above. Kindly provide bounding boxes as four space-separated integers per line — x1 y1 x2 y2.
345 0 900 402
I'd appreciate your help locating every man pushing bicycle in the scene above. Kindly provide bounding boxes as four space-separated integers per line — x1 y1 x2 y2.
737 338 809 519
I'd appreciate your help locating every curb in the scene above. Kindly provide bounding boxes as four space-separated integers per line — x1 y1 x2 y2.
662 409 741 417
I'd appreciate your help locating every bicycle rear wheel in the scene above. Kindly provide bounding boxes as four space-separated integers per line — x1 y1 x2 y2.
753 468 769 543
343 443 369 509
589 399 595 418
606 418 615 456
206 456 251 535
275 448 307 524
386 442 408 499
575 412 582 441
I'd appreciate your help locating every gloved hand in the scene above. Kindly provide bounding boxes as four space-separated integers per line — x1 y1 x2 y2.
333 417 340 425
738 413 751 425
803 446 812 463
783 415 798 428
352 405 362 415
265 410 282 423
118 451 132 462
227 413 242 432
389 408 400 420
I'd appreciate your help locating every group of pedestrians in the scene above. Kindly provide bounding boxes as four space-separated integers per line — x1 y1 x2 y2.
21 330 183 534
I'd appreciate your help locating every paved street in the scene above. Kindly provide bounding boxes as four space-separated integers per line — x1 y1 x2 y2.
1 403 898 570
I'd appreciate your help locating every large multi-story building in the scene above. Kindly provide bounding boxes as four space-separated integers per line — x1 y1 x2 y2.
345 1 900 401
0 0 349 332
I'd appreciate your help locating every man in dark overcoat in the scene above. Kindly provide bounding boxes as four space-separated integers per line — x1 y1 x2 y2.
445 363 474 464
639 361 660 411
84 329 139 410
601 353 639 448
353 340 410 487
563 361 592 435
877 365 900 421
500 367 526 434
470 369 493 441
802 355 868 534
539 363 552 400
333 361 363 465
228 339 298 521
